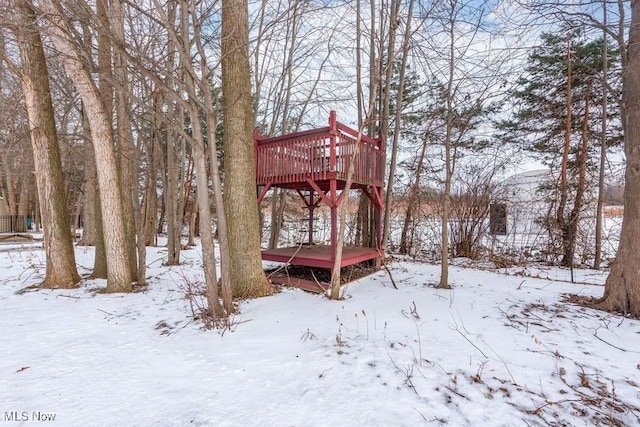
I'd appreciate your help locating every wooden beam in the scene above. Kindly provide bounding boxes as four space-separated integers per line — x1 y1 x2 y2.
269 273 328 293
371 185 384 208
305 178 333 207
256 182 272 204
360 186 382 208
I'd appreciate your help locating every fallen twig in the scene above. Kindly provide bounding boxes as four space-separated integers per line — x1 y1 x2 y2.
382 262 398 289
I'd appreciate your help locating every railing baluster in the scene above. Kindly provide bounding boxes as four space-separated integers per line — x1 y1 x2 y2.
255 119 385 190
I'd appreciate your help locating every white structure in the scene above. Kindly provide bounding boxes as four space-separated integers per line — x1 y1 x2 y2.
501 169 553 232
490 169 554 252
491 169 599 261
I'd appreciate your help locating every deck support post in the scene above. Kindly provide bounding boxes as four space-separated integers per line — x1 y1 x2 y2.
372 186 383 250
297 189 322 245
328 111 338 267
256 182 272 204
308 190 315 244
375 186 383 256
330 178 337 264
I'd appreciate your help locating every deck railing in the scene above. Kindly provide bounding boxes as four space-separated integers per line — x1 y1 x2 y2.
255 112 384 188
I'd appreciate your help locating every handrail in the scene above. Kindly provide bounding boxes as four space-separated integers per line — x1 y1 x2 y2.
335 122 381 148
254 127 331 146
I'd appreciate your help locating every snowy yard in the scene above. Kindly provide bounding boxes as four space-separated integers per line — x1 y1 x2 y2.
1 242 639 426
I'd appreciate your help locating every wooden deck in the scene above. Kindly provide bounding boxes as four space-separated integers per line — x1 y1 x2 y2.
263 245 383 293
255 111 385 294
261 245 382 269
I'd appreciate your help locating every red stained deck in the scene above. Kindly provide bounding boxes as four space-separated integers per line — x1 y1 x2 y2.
261 245 382 270
255 111 385 292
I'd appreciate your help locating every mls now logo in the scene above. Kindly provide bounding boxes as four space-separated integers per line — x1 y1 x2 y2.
3 411 57 422
3 411 28 422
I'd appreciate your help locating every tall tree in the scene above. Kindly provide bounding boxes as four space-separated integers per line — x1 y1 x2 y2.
86 0 111 279
162 1 187 267
221 0 272 299
596 0 640 317
594 4 608 270
178 0 224 318
10 0 80 288
502 30 620 266
382 0 415 250
521 0 628 268
42 0 133 292
110 0 141 283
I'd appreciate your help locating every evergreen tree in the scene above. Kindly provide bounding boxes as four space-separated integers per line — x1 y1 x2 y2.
501 29 621 266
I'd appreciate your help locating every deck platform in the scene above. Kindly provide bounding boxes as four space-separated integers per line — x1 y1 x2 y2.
263 245 383 293
262 244 382 269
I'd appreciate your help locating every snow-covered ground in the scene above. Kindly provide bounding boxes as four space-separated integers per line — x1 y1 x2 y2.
1 242 639 426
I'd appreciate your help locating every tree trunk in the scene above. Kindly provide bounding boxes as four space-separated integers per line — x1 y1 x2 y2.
557 42 572 267
221 0 272 299
163 2 182 266
400 136 427 254
594 4 608 270
78 132 98 246
87 0 110 278
13 0 80 288
382 0 413 250
566 82 592 267
17 178 29 226
4 162 18 216
188 4 235 314
142 130 159 246
93 188 108 279
43 0 132 292
354 0 365 248
187 200 197 247
330 114 377 299
205 107 234 315
438 13 456 290
110 0 139 281
191 113 224 318
165 125 183 265
81 107 108 278
596 0 640 318
268 188 285 249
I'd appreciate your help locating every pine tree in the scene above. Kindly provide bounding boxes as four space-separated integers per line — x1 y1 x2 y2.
501 29 621 267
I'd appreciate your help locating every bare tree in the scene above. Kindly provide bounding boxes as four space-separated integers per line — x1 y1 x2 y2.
222 0 272 299
9 0 80 288
110 0 141 283
382 0 416 250
594 3 609 269
0 38 31 229
178 0 224 318
596 0 640 317
329 96 380 300
88 0 111 279
42 0 133 292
